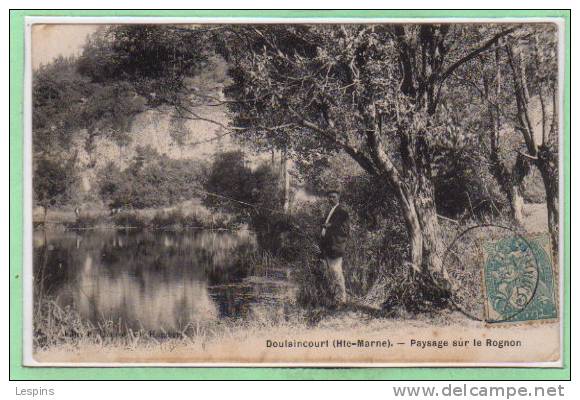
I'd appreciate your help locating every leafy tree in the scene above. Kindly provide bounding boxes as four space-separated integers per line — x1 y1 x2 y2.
203 151 254 212
33 57 91 149
97 162 132 209
33 53 148 209
479 46 530 225
33 151 78 217
450 25 559 256
80 81 147 153
216 24 517 286
203 150 281 215
77 25 209 110
504 27 559 257
32 57 86 213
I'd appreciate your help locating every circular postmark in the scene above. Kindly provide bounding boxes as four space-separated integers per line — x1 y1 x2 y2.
441 224 540 323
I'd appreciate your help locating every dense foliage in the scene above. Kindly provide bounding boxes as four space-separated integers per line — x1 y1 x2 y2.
203 150 282 218
97 146 203 209
32 23 560 292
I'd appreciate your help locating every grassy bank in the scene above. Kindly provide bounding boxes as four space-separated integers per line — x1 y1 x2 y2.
33 295 292 351
34 201 238 231
33 285 463 358
33 304 470 363
34 311 562 365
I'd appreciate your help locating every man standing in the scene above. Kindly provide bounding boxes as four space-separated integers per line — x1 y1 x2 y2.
320 189 350 306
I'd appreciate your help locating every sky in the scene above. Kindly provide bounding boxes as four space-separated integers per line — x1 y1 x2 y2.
31 24 100 69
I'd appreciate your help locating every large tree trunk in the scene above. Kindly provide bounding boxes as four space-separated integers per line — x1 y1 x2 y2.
489 166 526 226
280 147 290 213
370 123 446 279
488 105 527 226
381 171 445 279
505 43 558 256
382 172 450 310
509 185 525 225
536 147 559 262
414 177 446 278
489 47 525 226
393 184 423 275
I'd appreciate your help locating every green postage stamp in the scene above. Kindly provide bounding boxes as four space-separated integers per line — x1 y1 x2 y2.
483 234 558 323
10 10 569 380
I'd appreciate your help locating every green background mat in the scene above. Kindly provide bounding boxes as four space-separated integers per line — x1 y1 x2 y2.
9 9 570 380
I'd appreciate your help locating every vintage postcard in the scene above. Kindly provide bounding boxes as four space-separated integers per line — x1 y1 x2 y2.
22 16 565 367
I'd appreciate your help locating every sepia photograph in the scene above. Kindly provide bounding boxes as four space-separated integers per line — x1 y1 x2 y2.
24 18 563 366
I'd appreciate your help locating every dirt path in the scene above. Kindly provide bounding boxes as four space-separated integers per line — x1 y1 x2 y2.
33 310 559 365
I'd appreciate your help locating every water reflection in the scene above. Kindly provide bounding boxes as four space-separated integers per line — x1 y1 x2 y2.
33 229 291 334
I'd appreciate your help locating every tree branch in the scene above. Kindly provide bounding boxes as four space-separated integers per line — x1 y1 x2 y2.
173 104 246 131
505 44 538 155
515 149 538 161
450 73 509 119
548 85 558 140
174 103 297 136
439 28 516 83
286 104 378 175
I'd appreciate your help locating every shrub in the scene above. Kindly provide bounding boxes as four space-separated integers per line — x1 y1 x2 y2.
112 211 148 229
150 209 199 229
202 151 282 216
97 147 205 210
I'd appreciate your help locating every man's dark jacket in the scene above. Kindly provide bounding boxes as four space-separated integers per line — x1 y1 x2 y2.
320 205 350 258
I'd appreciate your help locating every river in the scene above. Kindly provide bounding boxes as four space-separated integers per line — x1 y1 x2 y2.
33 229 295 334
